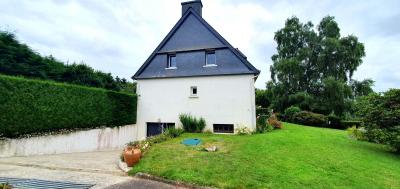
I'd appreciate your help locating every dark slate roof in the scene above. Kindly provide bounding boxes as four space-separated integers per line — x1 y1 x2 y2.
133 7 260 80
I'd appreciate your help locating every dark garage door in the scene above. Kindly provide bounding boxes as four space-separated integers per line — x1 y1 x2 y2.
146 122 175 137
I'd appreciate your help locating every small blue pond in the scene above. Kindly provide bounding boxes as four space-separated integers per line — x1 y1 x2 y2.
182 138 201 146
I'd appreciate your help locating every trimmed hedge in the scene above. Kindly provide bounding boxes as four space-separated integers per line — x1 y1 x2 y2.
292 111 327 128
0 74 137 138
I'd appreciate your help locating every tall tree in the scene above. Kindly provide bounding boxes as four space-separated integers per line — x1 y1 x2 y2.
268 16 368 116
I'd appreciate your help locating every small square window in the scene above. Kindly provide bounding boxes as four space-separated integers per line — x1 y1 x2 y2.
190 86 197 96
206 51 216 65
168 55 177 68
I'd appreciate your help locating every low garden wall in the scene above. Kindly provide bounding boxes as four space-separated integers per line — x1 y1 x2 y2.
0 124 138 157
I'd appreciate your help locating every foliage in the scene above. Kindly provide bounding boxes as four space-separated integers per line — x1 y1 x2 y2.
164 127 185 138
266 16 371 116
0 74 137 138
355 89 400 152
235 127 252 135
179 114 206 133
284 106 301 121
255 89 272 108
256 106 270 116
268 113 282 129
340 120 362 128
292 111 327 127
130 123 400 189
0 183 12 189
347 126 366 141
327 114 342 129
256 115 269 133
0 30 136 93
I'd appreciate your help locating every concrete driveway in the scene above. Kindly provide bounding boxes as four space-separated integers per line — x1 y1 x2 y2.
0 150 179 189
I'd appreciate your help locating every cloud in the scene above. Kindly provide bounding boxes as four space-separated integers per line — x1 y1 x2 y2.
0 0 399 91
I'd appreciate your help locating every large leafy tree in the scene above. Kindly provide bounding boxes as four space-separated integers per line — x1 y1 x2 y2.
268 16 371 116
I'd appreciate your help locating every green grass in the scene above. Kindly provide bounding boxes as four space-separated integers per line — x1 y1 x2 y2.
129 123 400 189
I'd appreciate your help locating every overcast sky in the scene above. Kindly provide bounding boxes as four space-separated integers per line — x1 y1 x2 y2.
0 0 399 91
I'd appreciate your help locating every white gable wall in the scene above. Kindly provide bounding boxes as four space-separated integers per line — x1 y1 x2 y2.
135 74 256 139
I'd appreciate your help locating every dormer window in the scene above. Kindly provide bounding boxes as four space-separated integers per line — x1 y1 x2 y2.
167 54 177 69
205 51 216 66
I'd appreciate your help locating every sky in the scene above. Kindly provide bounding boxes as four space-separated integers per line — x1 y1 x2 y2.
0 0 399 91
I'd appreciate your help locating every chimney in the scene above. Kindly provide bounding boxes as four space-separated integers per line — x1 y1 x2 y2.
181 0 203 17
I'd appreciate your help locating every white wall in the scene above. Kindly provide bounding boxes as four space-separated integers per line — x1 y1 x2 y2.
0 125 138 157
136 74 256 139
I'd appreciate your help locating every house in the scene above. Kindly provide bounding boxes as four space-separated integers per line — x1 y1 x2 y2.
133 0 260 138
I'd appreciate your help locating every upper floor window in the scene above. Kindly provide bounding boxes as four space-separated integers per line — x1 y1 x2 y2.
206 51 216 66
168 54 177 68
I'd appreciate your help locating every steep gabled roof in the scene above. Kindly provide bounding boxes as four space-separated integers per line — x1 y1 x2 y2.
133 8 260 80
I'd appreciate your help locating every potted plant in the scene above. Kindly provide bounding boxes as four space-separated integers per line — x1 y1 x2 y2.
123 142 142 167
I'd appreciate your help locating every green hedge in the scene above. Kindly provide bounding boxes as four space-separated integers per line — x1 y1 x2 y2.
0 74 137 138
292 111 327 128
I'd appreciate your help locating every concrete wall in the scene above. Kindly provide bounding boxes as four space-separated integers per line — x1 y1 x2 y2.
0 125 138 157
136 74 256 140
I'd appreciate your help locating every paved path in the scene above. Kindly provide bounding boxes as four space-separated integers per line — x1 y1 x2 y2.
0 150 179 189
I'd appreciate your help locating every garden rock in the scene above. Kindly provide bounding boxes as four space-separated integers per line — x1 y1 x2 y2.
205 146 217 152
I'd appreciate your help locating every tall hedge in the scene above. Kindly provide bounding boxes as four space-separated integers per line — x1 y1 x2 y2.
0 74 137 138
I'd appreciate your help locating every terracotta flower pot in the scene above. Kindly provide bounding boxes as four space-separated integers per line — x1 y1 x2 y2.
124 148 141 167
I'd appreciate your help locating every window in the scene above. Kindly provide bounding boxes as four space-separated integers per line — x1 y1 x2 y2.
168 54 177 68
206 51 216 65
190 86 197 96
213 124 234 133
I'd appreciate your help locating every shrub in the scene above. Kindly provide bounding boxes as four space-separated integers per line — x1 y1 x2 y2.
256 114 269 133
326 114 342 129
256 107 270 116
340 121 362 128
284 106 301 121
164 127 184 138
268 113 282 129
179 114 206 133
347 126 366 141
235 127 252 135
146 134 170 144
355 89 400 152
292 111 327 127
0 74 137 138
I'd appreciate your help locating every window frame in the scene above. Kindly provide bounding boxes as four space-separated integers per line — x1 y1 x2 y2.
167 54 177 69
190 86 198 97
213 124 234 133
205 50 217 66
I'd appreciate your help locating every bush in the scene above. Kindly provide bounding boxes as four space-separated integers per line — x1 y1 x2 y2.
284 106 301 121
164 127 184 138
0 74 137 138
256 114 269 133
347 126 366 141
235 127 252 135
268 113 282 129
355 89 400 152
292 111 327 127
179 114 206 133
326 115 342 129
256 107 270 116
340 121 362 128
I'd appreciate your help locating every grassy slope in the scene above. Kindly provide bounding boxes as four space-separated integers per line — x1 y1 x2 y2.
130 123 400 189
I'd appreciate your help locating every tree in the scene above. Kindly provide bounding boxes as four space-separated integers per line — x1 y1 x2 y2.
355 89 400 153
267 16 368 116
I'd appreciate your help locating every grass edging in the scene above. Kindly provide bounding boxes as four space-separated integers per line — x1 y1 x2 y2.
135 172 216 189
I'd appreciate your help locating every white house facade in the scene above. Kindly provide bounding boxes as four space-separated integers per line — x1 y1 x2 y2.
133 0 260 139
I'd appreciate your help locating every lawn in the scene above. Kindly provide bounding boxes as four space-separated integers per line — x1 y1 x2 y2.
129 123 400 189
